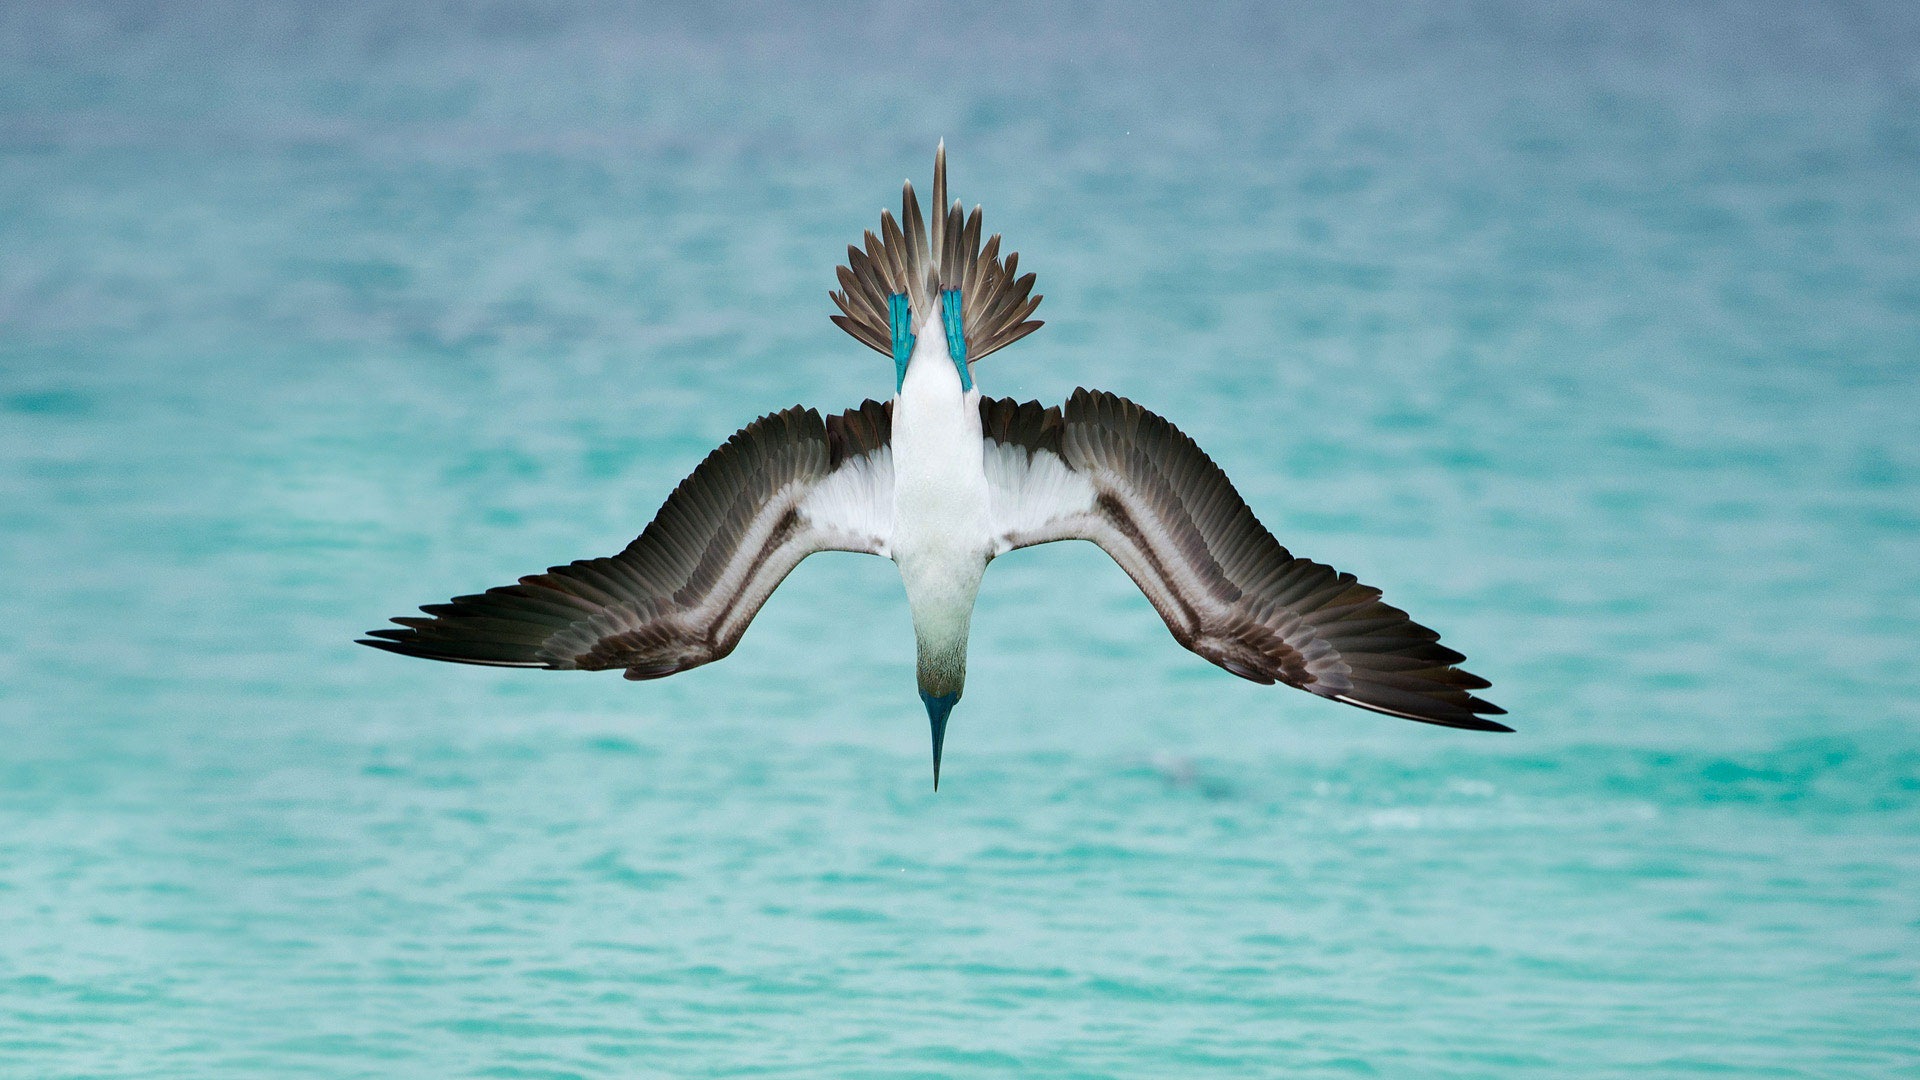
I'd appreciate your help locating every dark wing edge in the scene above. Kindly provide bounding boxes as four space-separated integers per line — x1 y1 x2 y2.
359 400 894 681
830 142 1043 363
979 390 1510 732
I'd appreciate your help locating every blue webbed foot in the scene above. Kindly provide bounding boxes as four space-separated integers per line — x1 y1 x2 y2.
888 293 914 390
940 289 971 390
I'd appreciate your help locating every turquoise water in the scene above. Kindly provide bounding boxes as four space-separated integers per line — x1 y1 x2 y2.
4 2 1919 1075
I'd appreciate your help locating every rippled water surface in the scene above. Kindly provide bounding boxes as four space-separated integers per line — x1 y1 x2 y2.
4 2 1918 1075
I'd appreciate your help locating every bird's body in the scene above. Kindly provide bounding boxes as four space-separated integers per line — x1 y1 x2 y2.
892 307 989 706
363 144 1509 786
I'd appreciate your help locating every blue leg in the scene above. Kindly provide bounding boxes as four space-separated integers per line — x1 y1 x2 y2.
941 289 971 390
888 293 914 391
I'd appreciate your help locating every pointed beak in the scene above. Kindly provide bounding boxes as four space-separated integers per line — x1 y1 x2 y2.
920 691 959 791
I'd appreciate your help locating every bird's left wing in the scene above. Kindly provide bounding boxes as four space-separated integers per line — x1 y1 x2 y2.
361 401 894 680
979 390 1508 731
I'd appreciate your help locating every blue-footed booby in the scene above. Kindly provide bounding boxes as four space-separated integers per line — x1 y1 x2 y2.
361 144 1509 787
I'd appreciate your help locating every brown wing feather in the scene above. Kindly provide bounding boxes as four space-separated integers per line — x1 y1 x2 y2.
982 391 1509 732
361 401 893 680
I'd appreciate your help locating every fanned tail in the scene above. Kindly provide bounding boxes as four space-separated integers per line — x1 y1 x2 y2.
830 141 1043 363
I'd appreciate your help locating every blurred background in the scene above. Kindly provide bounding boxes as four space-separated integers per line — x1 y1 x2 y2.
2 1 1917 1075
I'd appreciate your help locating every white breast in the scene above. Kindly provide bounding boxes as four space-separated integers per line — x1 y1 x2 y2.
890 312 991 619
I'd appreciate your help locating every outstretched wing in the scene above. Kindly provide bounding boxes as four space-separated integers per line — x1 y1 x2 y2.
361 401 894 680
979 390 1509 731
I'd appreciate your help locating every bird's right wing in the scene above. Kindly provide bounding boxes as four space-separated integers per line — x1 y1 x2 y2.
980 390 1508 731
361 401 894 680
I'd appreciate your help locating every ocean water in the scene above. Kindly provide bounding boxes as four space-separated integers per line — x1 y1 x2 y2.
4 1 1918 1075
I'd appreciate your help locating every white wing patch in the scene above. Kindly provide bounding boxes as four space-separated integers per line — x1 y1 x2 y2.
798 447 896 556
982 440 1096 556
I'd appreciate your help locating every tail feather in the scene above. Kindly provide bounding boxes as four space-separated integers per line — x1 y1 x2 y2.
830 141 1043 363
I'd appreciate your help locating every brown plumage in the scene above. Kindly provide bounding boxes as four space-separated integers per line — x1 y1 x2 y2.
829 142 1043 363
360 401 895 679
979 391 1509 731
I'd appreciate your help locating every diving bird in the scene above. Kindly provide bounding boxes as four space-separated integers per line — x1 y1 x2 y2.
360 144 1509 787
